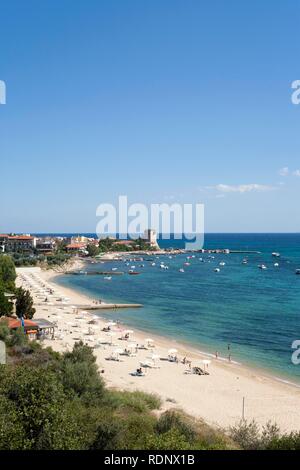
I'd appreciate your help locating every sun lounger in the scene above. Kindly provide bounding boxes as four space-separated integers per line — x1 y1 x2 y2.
130 371 145 377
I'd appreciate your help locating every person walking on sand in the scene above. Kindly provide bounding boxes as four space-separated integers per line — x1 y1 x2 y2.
215 351 219 359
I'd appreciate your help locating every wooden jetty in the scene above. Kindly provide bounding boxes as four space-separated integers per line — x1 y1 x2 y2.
68 271 124 276
78 303 142 310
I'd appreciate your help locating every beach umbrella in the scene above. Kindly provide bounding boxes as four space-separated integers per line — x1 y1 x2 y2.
114 348 124 355
168 348 178 355
145 338 154 344
151 354 160 361
108 332 116 343
202 359 211 369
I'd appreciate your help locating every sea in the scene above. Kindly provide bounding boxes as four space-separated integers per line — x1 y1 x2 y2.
38 233 300 384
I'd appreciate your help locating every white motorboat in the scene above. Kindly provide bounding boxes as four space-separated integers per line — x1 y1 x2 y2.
258 264 267 270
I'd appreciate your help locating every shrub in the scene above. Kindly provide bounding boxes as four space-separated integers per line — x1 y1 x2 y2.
107 390 161 413
156 410 197 442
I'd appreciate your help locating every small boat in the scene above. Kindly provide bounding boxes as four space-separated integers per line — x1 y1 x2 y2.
219 262 226 266
272 252 280 257
184 262 190 266
179 268 185 273
104 276 112 280
151 262 156 266
296 269 300 275
258 264 267 270
128 271 140 275
242 259 248 264
214 268 220 272
112 267 118 271
274 263 279 267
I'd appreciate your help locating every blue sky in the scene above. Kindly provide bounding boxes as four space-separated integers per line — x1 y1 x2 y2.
0 0 300 233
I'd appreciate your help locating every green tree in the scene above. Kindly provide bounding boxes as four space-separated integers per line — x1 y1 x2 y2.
0 287 14 317
98 237 114 252
0 255 16 291
86 244 99 257
15 287 36 319
0 365 84 449
58 342 105 403
0 396 27 449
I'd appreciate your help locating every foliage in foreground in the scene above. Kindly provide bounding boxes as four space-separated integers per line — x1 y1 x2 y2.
229 419 300 450
0 331 235 450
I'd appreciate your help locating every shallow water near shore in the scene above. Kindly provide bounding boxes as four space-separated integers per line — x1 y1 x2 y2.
54 233 300 383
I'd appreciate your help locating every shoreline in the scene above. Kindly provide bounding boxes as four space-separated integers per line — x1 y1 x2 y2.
16 265 300 433
52 260 300 388
52 271 300 390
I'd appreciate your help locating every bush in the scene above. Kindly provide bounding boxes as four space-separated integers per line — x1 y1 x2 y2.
107 390 161 413
229 419 281 450
156 410 197 442
90 417 122 450
58 342 105 403
145 428 193 450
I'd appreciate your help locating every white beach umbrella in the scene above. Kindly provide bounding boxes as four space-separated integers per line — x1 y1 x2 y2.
108 332 116 343
202 359 211 369
202 359 211 365
145 338 154 344
114 348 124 355
151 354 160 361
168 348 178 355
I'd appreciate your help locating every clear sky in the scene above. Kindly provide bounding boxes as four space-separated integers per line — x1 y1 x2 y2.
0 0 300 233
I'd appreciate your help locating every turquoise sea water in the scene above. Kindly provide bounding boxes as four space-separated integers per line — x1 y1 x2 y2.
53 234 300 383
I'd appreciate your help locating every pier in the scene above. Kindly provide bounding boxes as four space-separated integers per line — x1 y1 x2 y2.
79 303 143 310
68 271 124 276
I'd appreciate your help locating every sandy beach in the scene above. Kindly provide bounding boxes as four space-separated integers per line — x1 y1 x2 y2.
15 265 300 434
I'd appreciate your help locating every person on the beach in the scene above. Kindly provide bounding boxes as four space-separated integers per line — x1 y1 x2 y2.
228 353 232 362
215 351 219 359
